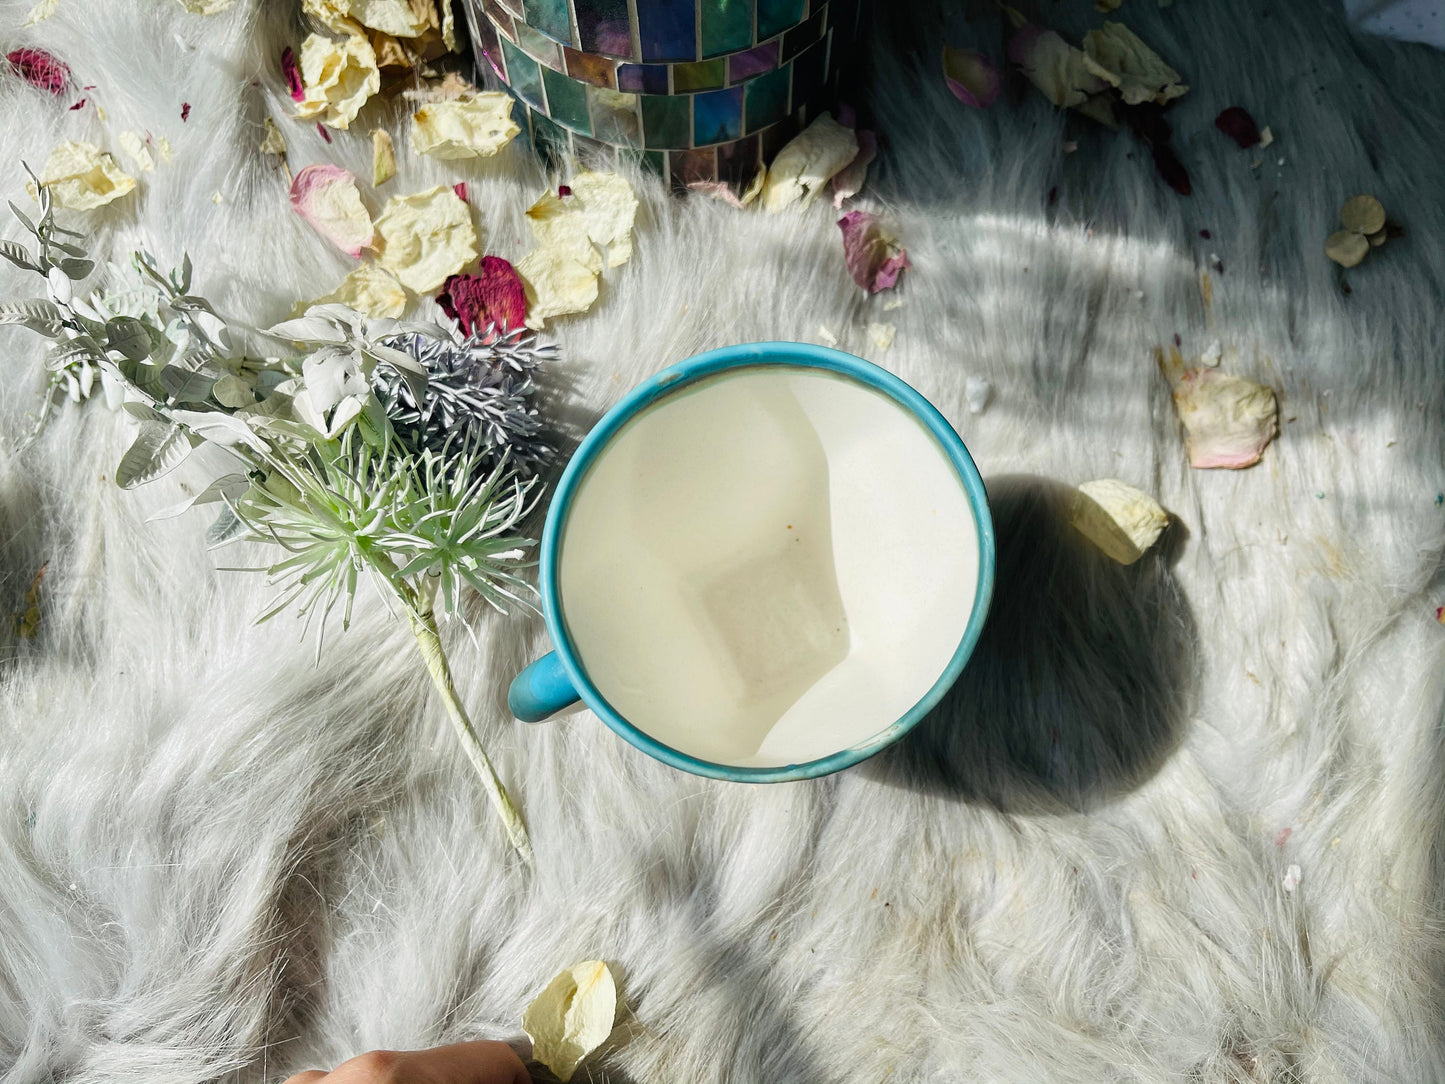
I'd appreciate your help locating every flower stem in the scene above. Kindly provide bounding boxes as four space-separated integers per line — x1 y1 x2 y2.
407 604 533 866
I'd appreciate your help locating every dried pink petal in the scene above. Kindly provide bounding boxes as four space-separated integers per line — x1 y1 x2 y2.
1215 106 1261 148
1172 368 1278 469
7 48 70 94
437 256 527 335
687 180 746 208
282 46 304 102
68 98 85 110
942 46 1000 108
316 123 332 143
181 101 191 121
289 163 374 258
453 181 469 203
830 129 876 208
837 210 909 294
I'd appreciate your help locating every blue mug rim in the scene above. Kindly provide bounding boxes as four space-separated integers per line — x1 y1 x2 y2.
538 341 996 782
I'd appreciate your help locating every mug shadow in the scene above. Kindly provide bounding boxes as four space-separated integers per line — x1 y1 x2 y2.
863 474 1198 813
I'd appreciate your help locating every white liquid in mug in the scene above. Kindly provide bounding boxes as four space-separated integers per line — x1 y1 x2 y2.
558 366 980 768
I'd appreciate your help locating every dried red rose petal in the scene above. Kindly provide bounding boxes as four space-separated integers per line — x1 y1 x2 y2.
453 182 469 203
7 48 70 94
68 98 85 110
282 46 304 102
181 102 191 122
837 210 909 294
316 123 332 143
557 184 572 197
437 256 527 335
1214 106 1261 148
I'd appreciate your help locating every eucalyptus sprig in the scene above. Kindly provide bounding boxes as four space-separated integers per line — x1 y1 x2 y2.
2 177 552 862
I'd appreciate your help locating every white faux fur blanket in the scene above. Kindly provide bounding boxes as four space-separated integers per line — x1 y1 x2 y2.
2 1 1444 1082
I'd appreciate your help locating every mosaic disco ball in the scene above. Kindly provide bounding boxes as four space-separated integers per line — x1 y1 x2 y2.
460 0 865 185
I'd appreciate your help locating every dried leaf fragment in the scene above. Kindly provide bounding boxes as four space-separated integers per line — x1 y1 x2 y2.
1339 194 1385 236
1173 368 1278 469
1082 22 1187 106
941 46 1001 108
290 164 374 258
371 128 396 185
760 114 859 212
410 92 520 159
33 141 136 210
1325 229 1368 268
1070 479 1169 564
522 960 617 1083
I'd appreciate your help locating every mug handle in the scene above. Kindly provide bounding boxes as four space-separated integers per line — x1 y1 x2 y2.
508 651 582 722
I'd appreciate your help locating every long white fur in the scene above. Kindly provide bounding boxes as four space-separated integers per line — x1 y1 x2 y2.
1 1 1443 1081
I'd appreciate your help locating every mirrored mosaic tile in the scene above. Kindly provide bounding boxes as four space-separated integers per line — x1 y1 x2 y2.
588 86 642 144
542 65 592 133
565 46 618 87
640 93 691 147
673 59 726 92
515 19 563 68
500 37 546 108
781 6 825 61
757 0 805 41
728 40 779 82
716 132 760 184
693 86 743 144
482 0 516 41
743 65 789 131
637 0 696 61
521 0 570 44
618 63 670 93
669 146 718 187
577 0 633 56
700 0 753 58
788 35 827 110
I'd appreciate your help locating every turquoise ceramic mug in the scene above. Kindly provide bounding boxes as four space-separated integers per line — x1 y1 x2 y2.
508 342 995 782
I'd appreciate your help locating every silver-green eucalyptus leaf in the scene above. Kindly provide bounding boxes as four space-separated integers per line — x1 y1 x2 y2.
58 257 94 280
115 421 194 489
0 240 37 272
106 316 153 361
45 336 103 372
159 365 217 403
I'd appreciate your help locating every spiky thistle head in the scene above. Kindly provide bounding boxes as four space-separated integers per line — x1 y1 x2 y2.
373 326 555 480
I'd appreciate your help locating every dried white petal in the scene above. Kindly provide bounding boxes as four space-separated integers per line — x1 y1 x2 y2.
410 92 520 159
965 376 991 415
119 131 156 172
1283 864 1301 893
522 961 617 1084
866 321 895 350
1082 22 1188 106
298 263 407 319
761 114 859 212
1071 479 1169 564
516 247 598 329
23 0 58 25
294 32 380 130
1173 368 1278 470
374 184 478 293
33 141 136 210
371 128 396 185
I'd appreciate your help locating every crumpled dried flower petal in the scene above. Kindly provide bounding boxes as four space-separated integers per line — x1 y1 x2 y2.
23 0 58 26
1082 22 1187 106
761 113 859 212
33 140 136 210
290 164 374 258
830 130 876 208
282 46 305 102
302 0 361 34
177 0 234 11
7 48 70 94
1214 106 1260 148
410 92 519 159
522 961 617 1084
516 247 598 329
1070 479 1169 564
437 256 526 335
941 46 1000 108
374 184 478 293
294 31 380 130
526 171 638 270
1173 368 1278 469
371 128 396 185
350 0 433 37
1009 24 1110 109
119 131 156 172
298 262 407 319
259 117 287 157
837 210 908 293
867 322 895 350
